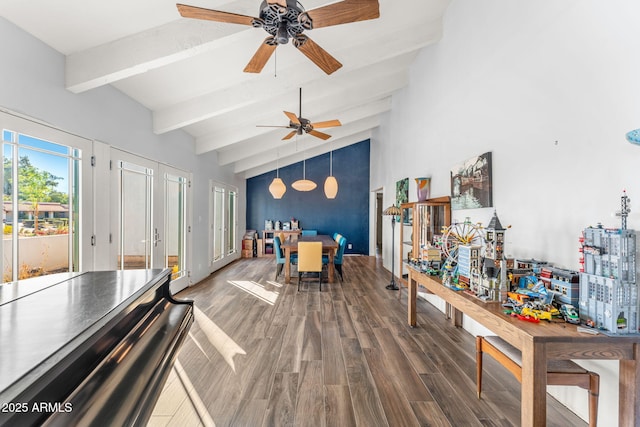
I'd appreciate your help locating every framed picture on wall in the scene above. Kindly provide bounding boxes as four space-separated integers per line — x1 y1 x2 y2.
450 152 493 210
396 177 409 206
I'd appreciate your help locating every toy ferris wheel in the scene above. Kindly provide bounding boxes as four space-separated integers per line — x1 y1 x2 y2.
441 218 484 263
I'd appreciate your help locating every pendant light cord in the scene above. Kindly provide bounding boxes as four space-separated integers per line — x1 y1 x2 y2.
329 150 333 176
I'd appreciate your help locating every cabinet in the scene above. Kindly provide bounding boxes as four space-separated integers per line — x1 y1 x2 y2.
398 196 451 286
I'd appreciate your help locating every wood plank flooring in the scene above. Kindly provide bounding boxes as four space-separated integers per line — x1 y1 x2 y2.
149 255 586 426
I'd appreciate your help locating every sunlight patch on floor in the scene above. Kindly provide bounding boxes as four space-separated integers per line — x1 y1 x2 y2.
188 331 211 362
227 280 280 305
193 306 246 372
265 280 283 288
147 360 216 427
173 360 216 427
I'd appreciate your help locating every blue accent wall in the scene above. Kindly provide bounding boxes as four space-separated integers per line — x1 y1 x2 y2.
247 139 370 254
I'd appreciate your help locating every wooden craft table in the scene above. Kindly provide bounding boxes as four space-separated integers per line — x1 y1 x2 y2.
407 265 640 427
281 234 338 284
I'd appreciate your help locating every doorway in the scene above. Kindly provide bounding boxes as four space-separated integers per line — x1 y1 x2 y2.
209 181 238 269
110 148 191 293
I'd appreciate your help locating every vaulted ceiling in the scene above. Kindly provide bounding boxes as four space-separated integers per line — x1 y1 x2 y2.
1 0 449 178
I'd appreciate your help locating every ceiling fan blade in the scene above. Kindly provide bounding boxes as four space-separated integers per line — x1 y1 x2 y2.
282 131 297 140
256 125 292 128
176 4 256 25
310 119 342 129
243 39 277 73
294 36 342 75
283 111 301 125
308 130 332 140
266 0 288 7
307 0 380 29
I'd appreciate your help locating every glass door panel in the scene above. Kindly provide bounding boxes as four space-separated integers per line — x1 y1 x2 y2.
1 111 90 283
213 186 224 262
210 182 238 269
227 190 236 255
160 164 190 292
119 163 152 269
111 149 155 271
165 176 183 275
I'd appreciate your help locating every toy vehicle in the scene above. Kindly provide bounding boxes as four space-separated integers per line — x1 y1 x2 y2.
559 304 580 324
520 307 554 321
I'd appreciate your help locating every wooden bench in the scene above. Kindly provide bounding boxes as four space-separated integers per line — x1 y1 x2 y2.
476 335 599 427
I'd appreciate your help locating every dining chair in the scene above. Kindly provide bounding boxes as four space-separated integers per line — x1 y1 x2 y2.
324 234 347 282
301 230 317 236
334 235 347 281
297 241 323 291
274 236 297 280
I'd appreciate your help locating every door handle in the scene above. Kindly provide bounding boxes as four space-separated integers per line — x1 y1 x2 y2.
154 228 162 247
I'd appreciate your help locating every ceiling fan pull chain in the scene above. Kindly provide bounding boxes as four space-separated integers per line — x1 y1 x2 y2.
274 49 277 78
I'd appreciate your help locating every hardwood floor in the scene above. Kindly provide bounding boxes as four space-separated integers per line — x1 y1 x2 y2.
149 256 586 427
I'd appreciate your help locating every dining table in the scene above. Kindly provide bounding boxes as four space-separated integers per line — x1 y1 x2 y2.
281 234 339 284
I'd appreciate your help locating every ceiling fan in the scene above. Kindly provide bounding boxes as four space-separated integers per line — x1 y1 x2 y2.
176 0 380 75
257 88 341 140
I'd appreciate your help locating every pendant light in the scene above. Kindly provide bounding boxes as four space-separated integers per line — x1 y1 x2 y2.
269 150 286 199
324 148 338 199
292 152 316 191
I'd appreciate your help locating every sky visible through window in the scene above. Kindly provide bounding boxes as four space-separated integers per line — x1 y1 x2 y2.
3 130 70 193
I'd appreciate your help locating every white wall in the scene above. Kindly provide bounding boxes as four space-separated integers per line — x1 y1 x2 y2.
0 18 245 284
371 1 640 424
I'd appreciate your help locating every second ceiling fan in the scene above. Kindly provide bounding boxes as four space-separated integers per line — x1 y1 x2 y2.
176 0 380 75
258 88 341 140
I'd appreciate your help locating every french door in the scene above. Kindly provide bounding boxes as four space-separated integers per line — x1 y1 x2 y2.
210 181 237 267
110 149 191 292
0 110 93 282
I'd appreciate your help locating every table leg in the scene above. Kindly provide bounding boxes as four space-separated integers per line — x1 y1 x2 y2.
619 347 640 427
408 271 417 327
520 339 547 427
284 247 291 284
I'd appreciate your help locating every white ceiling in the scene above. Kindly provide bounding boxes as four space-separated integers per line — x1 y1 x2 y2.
1 0 449 178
